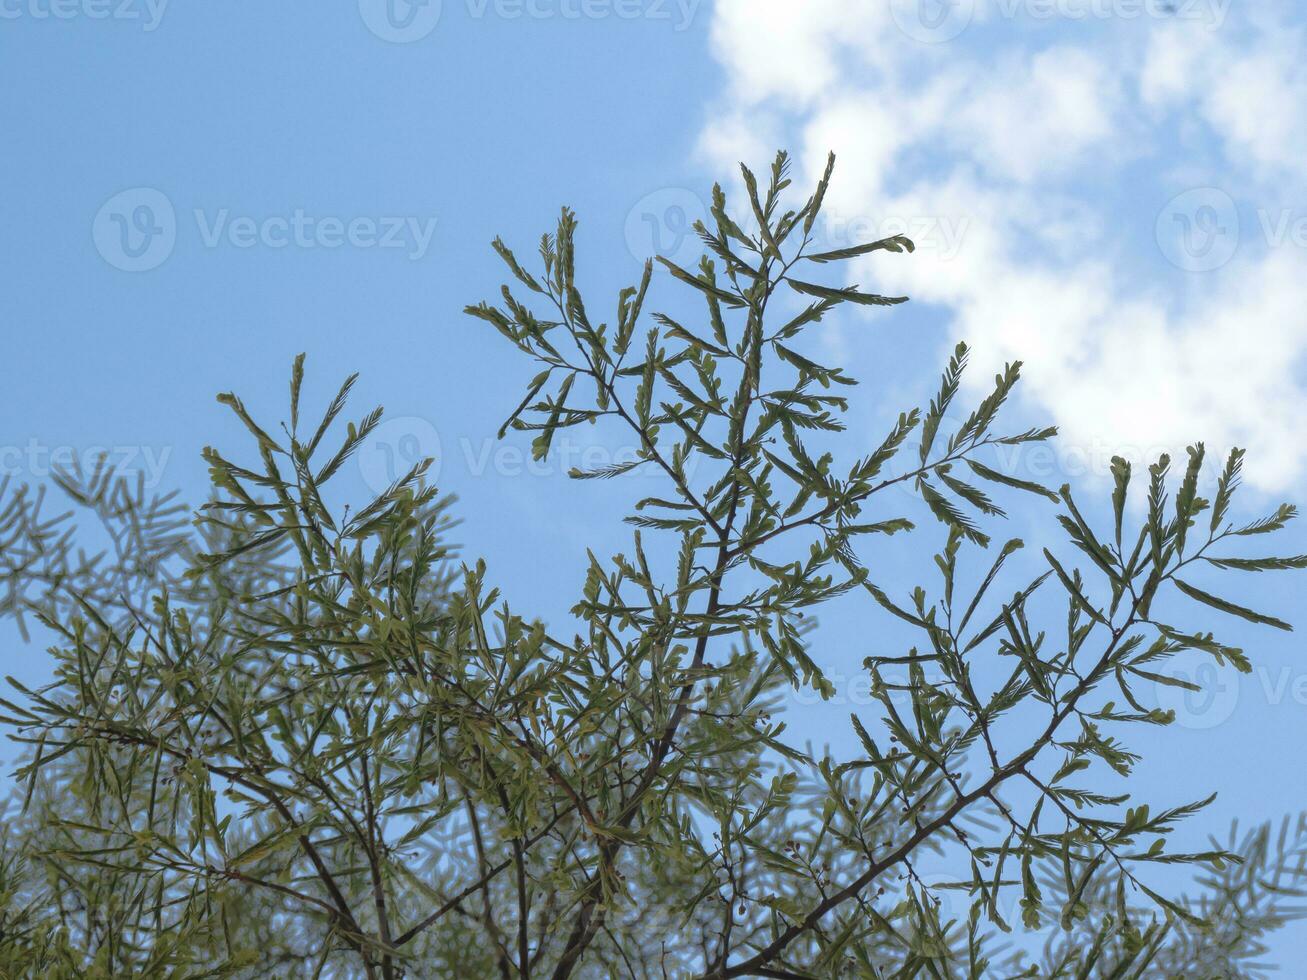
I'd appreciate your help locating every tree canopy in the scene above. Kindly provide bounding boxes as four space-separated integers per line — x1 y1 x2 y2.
2 152 1305 978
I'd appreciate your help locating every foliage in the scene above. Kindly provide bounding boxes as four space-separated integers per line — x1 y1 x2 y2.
1 152 1305 978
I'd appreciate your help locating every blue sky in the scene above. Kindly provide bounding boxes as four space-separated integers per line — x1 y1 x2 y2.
3 0 1307 964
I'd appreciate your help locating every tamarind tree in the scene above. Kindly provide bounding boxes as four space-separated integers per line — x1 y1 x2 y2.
1 152 1305 978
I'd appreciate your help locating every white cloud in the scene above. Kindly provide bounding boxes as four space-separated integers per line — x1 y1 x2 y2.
698 0 1307 492
951 46 1126 182
1143 10 1307 177
707 1 896 107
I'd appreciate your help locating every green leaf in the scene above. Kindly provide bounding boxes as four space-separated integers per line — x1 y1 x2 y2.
785 277 908 307
1205 554 1307 572
804 234 915 264
1173 578 1292 631
657 256 748 308
966 458 1058 502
